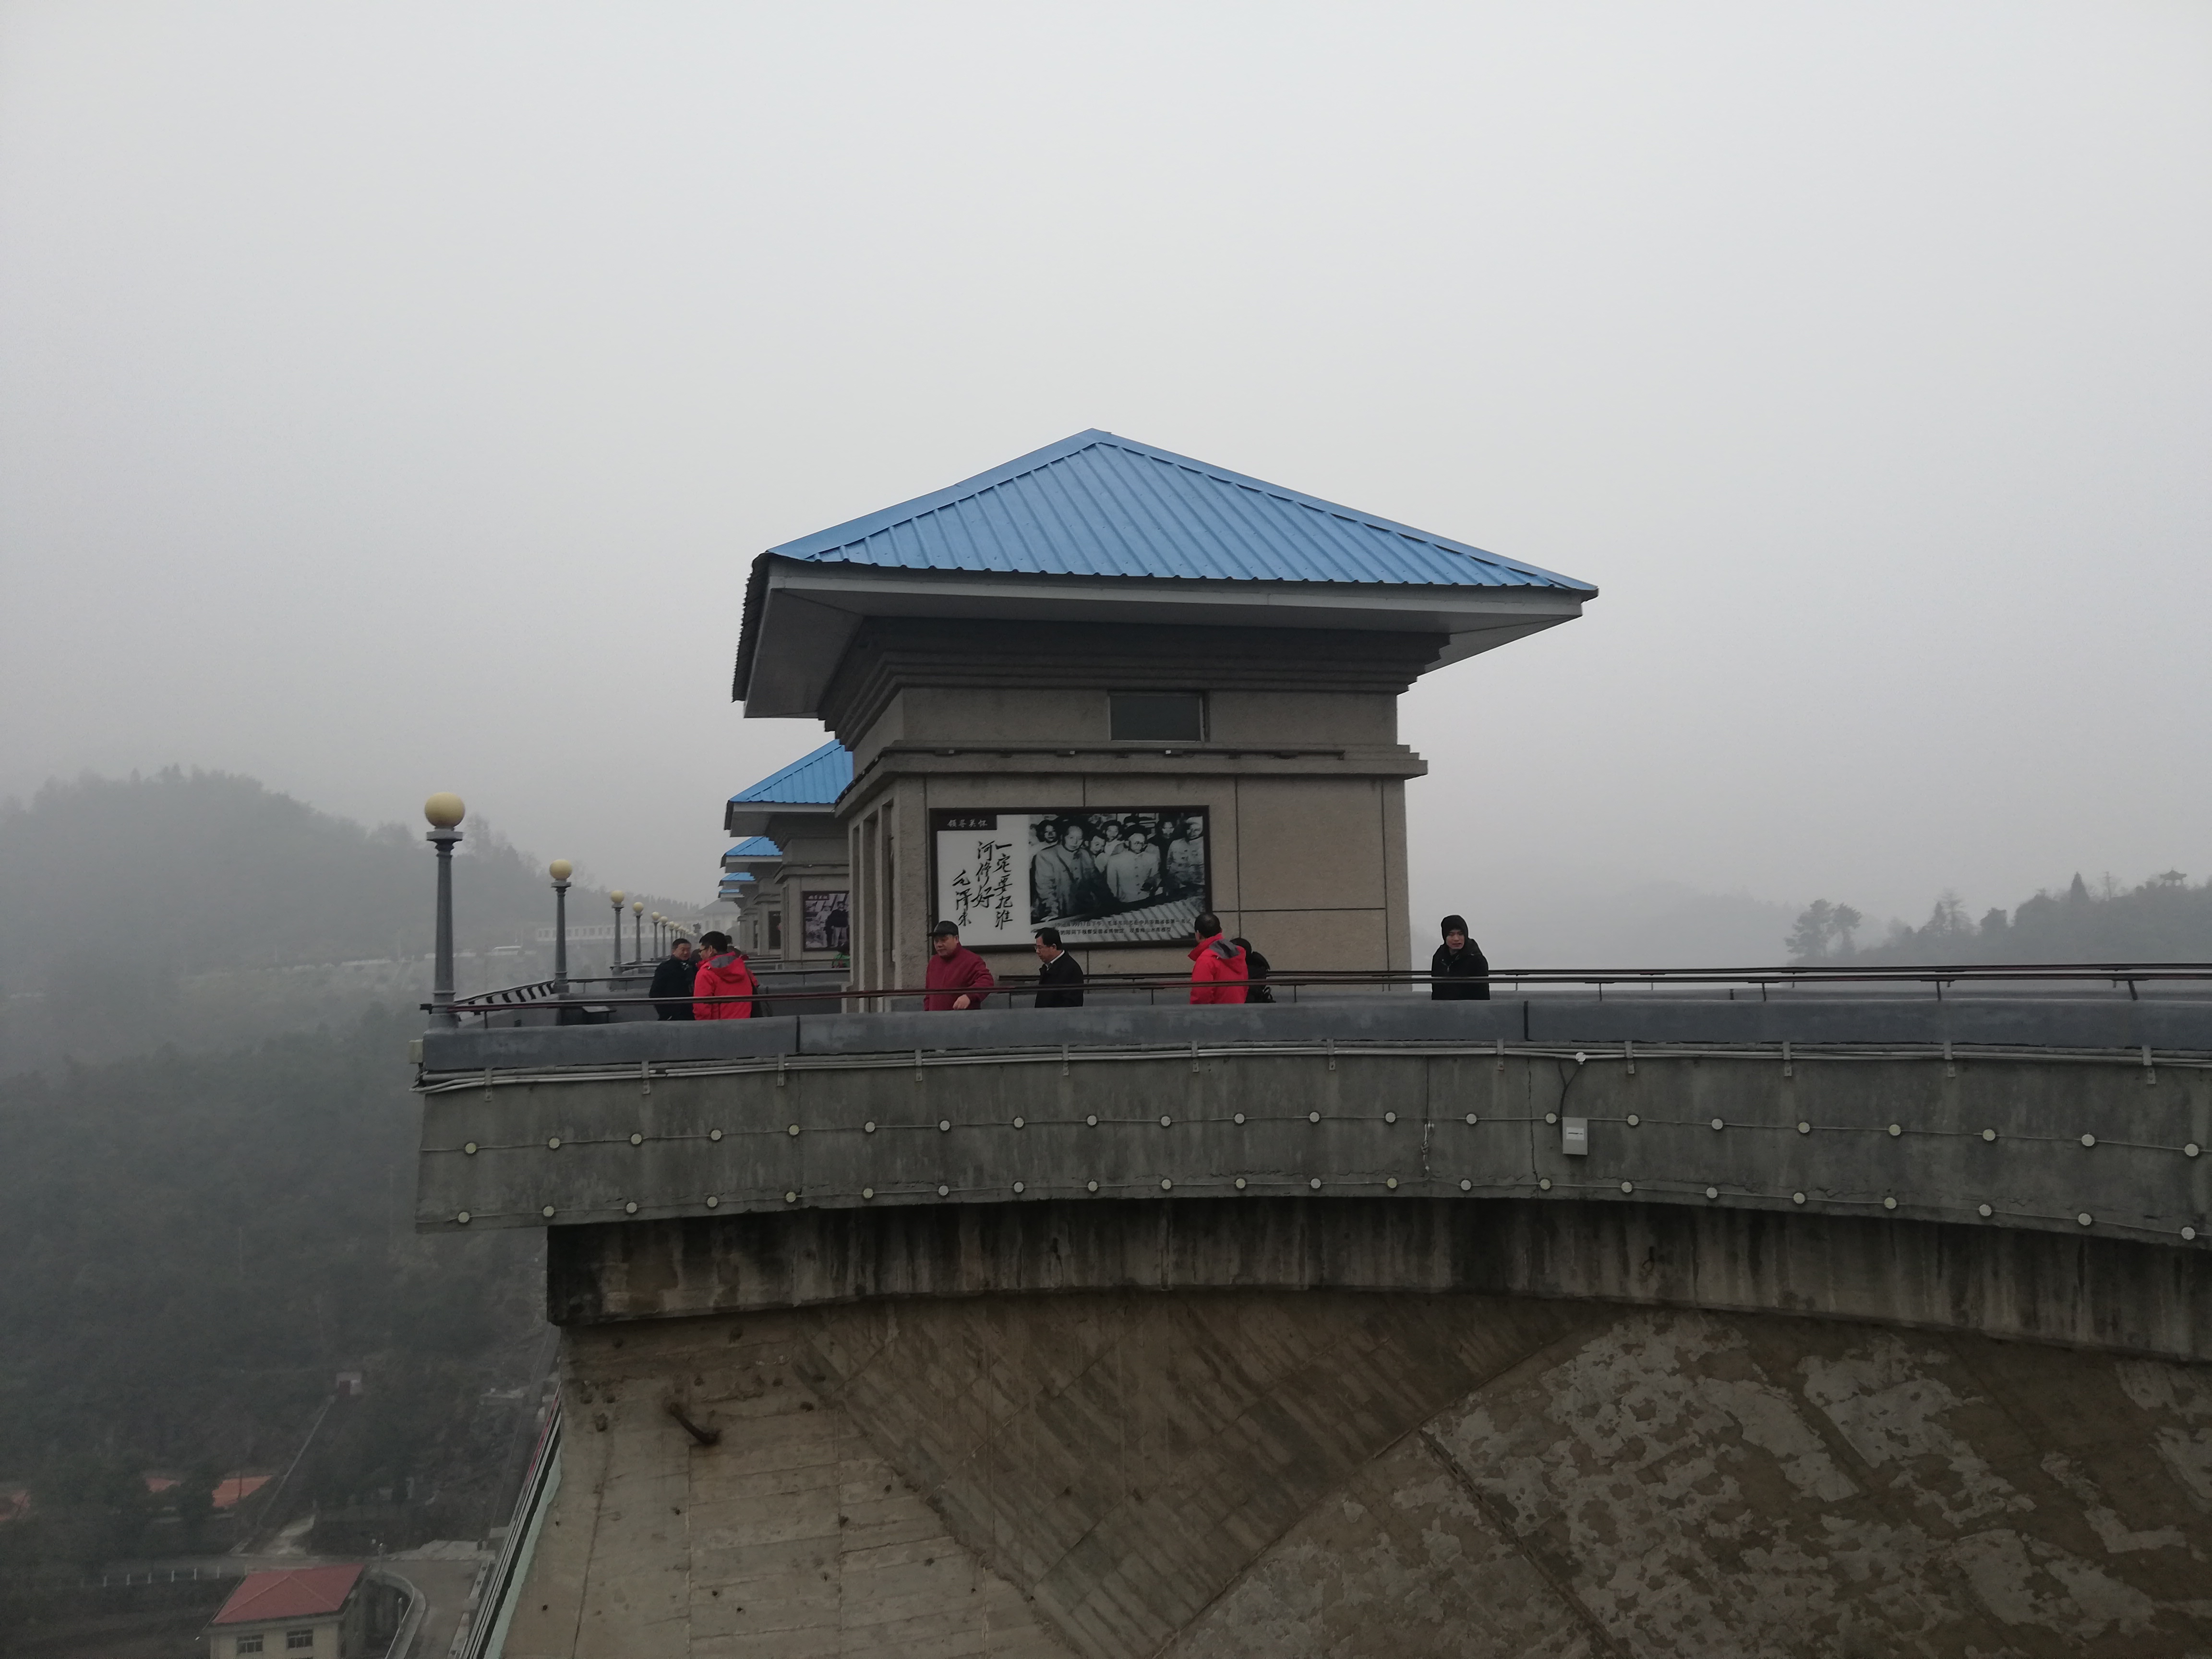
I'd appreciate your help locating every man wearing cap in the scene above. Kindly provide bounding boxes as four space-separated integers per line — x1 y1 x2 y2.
925 922 995 1010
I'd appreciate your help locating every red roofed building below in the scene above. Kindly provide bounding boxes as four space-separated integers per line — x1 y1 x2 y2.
212 1473 271 1510
206 1565 370 1659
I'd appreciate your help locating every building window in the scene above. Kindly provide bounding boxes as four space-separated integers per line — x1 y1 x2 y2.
286 1633 315 1650
236 1638 264 1655
1111 692 1204 742
767 911 783 952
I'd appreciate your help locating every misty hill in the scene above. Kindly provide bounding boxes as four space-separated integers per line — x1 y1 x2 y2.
1788 871 2212 965
0 1007 541 1577
0 769 706 1070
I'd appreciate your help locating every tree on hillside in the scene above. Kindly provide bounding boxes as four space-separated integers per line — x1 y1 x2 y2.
1785 899 1863 962
1851 871 2212 964
0 1008 543 1571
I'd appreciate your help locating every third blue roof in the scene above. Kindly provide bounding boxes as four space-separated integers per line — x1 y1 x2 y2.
730 742 852 806
767 430 1593 592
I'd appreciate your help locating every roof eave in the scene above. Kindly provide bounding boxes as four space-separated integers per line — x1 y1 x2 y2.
739 559 1591 719
724 799 839 838
732 551 776 705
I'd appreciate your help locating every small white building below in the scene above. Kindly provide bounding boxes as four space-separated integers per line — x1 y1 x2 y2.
204 1564 371 1659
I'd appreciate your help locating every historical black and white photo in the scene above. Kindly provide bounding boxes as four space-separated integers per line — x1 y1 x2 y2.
801 890 850 953
931 808 1209 947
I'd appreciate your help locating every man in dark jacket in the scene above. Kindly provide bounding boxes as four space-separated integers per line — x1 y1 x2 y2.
1431 914 1490 1001
1229 938 1273 1003
648 937 697 1020
1032 927 1085 1008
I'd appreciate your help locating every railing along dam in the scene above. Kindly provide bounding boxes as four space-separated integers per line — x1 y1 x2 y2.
417 991 2212 1358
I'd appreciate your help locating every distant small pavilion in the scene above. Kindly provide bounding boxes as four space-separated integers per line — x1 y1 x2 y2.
721 742 854 963
730 430 1594 991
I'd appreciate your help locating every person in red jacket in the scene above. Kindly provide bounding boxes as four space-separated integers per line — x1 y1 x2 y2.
1189 913 1249 1005
692 931 759 1020
924 922 994 1010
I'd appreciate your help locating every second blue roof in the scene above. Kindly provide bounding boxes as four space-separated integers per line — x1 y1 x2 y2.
729 742 853 806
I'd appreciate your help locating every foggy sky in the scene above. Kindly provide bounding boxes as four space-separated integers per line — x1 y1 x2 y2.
3 3 2207 959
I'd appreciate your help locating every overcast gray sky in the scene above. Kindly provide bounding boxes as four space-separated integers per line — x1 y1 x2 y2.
3 2 2207 958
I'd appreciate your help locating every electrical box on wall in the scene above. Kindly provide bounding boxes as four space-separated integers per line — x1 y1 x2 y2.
1562 1117 1589 1156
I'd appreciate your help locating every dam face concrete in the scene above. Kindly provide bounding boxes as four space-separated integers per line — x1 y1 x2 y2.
506 1292 2212 1659
429 997 2212 1654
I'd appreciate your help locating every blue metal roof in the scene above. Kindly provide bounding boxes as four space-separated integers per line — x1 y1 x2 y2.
767 430 1593 592
729 742 852 806
726 837 781 857
718 871 755 888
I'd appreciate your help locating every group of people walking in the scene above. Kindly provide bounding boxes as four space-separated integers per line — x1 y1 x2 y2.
645 931 761 1020
646 913 1489 1017
918 911 1489 1008
920 911 1270 1009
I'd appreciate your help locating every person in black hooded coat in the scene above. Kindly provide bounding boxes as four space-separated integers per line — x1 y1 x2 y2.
1431 914 1490 1000
649 938 698 1020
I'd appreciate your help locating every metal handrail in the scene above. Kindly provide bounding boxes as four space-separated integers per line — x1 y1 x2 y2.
455 1395 562 1659
451 978 562 1009
428 960 2212 1021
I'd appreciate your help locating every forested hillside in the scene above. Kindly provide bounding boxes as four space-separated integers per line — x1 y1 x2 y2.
0 1007 541 1576
1787 871 2212 964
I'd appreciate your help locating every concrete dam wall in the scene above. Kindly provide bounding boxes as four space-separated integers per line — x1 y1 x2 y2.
423 997 2212 1655
505 1291 2212 1658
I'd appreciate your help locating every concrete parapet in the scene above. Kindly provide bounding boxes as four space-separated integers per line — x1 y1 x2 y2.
417 999 2212 1250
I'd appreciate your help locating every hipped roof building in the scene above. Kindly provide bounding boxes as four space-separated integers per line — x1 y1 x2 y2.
726 431 1594 989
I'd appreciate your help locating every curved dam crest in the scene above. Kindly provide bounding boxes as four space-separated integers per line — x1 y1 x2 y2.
424 996 2212 1655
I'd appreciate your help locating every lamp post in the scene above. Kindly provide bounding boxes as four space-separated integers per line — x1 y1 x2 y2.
609 889 626 973
632 900 645 965
424 793 465 1030
549 860 573 996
